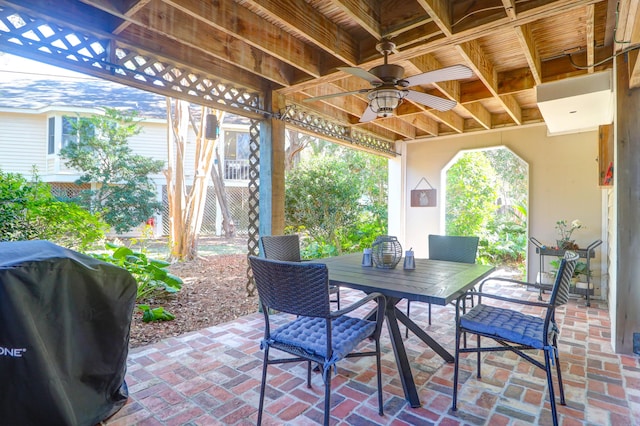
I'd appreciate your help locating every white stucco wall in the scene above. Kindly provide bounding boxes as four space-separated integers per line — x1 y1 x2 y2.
390 123 605 293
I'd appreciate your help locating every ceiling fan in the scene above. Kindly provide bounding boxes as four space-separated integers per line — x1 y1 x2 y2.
303 40 474 123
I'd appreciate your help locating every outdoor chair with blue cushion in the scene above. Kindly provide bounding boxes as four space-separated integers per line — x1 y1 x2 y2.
248 256 386 426
406 234 479 334
260 234 340 309
452 251 579 426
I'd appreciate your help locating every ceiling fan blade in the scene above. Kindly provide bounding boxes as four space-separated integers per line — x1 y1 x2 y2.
338 67 384 85
405 90 457 111
303 88 370 102
404 64 474 87
359 106 378 122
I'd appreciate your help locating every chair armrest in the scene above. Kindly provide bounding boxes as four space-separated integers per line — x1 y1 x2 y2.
330 292 385 318
456 291 551 311
478 276 547 292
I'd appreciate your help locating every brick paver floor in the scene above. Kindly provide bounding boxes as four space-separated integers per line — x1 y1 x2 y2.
104 276 640 425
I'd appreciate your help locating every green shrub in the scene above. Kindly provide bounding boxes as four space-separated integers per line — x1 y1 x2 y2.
92 243 183 299
0 168 106 250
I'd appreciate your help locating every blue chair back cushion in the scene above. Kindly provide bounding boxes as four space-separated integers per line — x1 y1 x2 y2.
460 304 557 349
266 315 376 367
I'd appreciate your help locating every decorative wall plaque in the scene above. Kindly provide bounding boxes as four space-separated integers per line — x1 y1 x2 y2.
411 177 436 207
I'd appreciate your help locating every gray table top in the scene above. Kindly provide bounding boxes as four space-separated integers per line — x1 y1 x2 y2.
317 253 495 305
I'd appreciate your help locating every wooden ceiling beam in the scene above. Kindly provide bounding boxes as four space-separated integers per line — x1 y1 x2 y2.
400 113 439 136
365 0 603 69
586 4 596 73
408 53 496 130
330 0 381 40
514 24 542 85
457 40 522 125
464 102 492 130
283 0 600 92
388 22 444 51
288 93 355 123
358 116 416 140
414 0 452 37
613 0 640 54
240 0 360 67
425 109 464 133
613 0 640 88
110 0 150 34
120 24 293 88
501 0 517 20
383 16 436 39
116 28 267 92
74 0 296 88
158 0 323 78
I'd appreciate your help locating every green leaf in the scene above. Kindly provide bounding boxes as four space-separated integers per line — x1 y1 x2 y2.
150 258 171 268
163 273 184 289
139 305 175 322
113 246 134 259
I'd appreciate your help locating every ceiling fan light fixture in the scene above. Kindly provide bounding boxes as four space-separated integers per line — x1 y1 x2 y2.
368 89 404 117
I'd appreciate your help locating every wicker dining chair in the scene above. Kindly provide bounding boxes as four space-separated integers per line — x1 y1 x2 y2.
452 251 579 426
260 234 341 309
248 256 386 426
405 235 479 335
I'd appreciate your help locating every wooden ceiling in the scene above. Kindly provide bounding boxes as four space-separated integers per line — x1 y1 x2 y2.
2 0 639 147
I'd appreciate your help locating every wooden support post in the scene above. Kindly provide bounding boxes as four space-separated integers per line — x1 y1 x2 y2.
259 91 286 238
614 53 640 354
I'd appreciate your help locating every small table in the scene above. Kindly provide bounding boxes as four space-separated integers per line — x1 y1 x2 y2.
530 238 602 306
317 253 495 408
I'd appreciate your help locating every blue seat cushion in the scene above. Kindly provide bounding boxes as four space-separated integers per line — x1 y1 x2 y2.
268 315 376 364
460 304 556 349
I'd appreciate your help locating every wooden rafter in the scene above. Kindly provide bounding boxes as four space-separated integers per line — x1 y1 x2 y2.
3 0 628 143
244 0 359 67
514 24 542 85
330 0 380 40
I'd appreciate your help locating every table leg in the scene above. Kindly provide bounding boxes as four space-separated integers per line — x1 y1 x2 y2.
384 302 421 408
395 306 455 363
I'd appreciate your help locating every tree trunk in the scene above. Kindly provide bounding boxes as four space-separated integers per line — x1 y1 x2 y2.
165 99 219 260
285 130 310 171
209 146 236 237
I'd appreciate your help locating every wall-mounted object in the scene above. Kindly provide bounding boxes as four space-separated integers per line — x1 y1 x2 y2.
537 70 613 135
599 124 614 187
205 114 219 139
411 177 436 207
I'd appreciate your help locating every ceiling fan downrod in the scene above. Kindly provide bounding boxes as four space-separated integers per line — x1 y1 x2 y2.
376 40 396 65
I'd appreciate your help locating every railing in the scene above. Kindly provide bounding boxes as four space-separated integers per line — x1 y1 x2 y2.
224 159 250 180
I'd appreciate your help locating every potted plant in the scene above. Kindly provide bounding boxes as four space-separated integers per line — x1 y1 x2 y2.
555 219 584 249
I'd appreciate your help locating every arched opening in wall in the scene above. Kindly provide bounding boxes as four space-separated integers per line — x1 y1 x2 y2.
441 147 529 271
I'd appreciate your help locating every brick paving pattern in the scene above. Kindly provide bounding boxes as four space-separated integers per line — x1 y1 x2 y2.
105 278 640 425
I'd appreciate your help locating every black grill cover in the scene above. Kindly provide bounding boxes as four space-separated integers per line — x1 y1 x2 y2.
0 240 137 425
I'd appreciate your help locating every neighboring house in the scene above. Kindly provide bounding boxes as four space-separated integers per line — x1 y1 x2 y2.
0 76 251 236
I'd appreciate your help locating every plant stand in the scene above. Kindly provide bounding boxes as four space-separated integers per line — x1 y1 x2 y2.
529 237 602 307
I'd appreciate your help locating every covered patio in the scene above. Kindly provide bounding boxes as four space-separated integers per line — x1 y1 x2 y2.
2 1 640 424
105 282 639 425
2 0 639 356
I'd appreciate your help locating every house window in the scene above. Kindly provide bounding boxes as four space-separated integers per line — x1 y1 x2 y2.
47 117 55 154
224 131 250 180
61 116 94 150
224 131 250 160
61 116 78 149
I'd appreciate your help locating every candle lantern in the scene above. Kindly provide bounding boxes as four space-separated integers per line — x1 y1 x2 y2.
371 235 403 269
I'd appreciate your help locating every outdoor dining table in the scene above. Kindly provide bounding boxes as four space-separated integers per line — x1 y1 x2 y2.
317 253 495 408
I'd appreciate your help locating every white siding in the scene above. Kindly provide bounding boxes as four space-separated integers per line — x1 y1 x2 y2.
0 109 232 185
0 112 47 177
